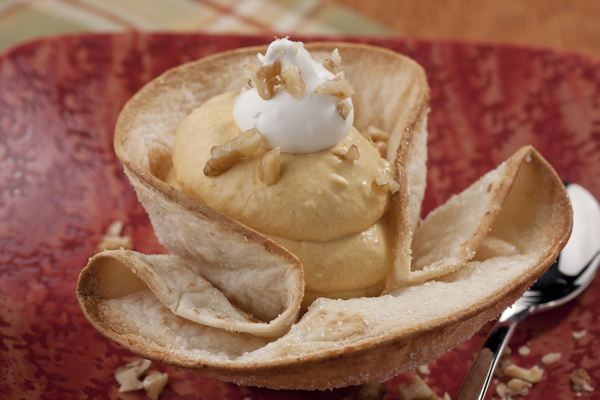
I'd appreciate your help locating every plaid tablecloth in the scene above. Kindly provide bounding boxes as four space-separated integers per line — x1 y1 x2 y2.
0 0 392 52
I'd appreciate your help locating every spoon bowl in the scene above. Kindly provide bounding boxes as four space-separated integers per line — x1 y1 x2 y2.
455 182 600 400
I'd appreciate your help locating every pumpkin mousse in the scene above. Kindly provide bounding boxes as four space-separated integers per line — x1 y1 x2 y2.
168 38 397 305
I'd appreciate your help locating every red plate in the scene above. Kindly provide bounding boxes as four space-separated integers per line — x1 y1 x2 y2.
1 33 599 399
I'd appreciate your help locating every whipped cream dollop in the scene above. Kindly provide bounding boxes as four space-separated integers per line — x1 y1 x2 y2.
233 38 354 154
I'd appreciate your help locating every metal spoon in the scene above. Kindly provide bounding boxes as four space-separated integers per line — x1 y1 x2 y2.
455 183 600 400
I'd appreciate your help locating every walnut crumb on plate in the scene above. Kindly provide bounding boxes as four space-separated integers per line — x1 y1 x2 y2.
571 368 594 392
541 352 561 365
96 221 132 253
572 330 586 340
417 365 431 375
398 376 449 400
114 358 169 399
504 364 544 383
496 378 532 399
517 345 531 356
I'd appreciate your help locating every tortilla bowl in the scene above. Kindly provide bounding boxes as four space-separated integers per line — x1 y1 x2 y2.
76 42 572 390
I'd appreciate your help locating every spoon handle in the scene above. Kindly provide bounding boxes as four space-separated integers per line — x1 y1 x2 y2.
455 307 531 400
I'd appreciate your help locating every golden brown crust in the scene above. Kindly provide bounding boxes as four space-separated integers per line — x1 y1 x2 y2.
188 279 533 389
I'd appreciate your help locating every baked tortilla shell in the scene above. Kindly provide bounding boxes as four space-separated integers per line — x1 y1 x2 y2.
77 42 572 389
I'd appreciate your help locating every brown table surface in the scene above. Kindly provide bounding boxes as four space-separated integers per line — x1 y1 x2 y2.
324 0 600 58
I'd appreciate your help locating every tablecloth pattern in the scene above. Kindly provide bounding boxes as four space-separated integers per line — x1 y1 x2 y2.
0 0 392 52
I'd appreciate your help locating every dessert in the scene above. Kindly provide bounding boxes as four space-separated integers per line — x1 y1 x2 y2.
76 40 573 390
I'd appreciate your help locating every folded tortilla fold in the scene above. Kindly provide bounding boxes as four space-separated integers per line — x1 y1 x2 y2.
78 250 302 337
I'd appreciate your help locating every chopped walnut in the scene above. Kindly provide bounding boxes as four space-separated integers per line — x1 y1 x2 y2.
358 382 388 400
321 48 342 74
541 352 561 365
331 49 342 67
313 72 355 99
331 174 349 187
375 177 387 187
322 58 338 74
495 382 508 399
345 144 360 161
496 378 532 399
504 364 544 383
115 359 169 398
571 368 594 392
417 365 431 375
375 177 400 194
398 376 442 400
204 128 262 176
96 221 132 253
364 125 391 142
389 179 401 194
336 99 352 121
258 147 281 185
143 370 169 400
572 330 586 340
517 345 531 356
105 221 124 237
115 359 151 392
281 64 306 99
244 61 281 100
331 144 360 161
507 378 533 395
